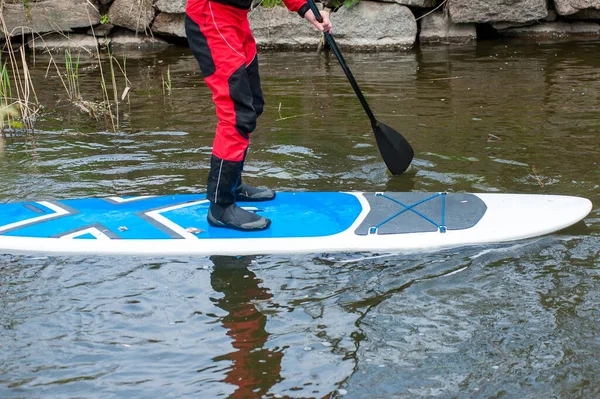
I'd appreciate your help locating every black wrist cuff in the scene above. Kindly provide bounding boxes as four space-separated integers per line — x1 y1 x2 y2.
298 3 310 18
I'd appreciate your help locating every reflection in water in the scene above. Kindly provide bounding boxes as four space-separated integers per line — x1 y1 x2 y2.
210 256 283 398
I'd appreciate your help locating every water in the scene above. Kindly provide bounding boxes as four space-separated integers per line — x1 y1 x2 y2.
1 39 599 398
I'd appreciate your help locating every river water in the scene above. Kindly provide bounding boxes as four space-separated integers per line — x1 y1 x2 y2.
1 39 599 398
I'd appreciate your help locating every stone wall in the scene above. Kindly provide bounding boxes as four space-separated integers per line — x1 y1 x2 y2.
1 0 599 52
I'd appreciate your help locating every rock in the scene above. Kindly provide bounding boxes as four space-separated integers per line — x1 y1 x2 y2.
493 8 556 30
27 33 100 54
0 0 101 39
88 23 115 37
564 9 600 19
419 10 476 44
251 2 417 51
373 0 437 7
155 0 187 14
109 29 171 49
249 6 322 49
152 13 186 37
449 0 548 23
554 0 600 16
499 21 600 37
330 1 417 50
108 0 155 33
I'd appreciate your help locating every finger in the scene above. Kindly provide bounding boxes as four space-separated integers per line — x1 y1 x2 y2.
305 10 332 33
320 13 332 33
311 20 325 32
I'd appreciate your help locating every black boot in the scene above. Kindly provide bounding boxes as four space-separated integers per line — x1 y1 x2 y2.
234 152 276 202
235 180 276 202
206 155 271 231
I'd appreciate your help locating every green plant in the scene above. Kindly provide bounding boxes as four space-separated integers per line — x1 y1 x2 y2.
120 55 131 103
64 49 81 100
0 62 12 107
106 45 120 130
162 65 172 96
0 62 16 131
100 14 110 25
260 0 283 7
22 0 32 21
0 104 20 132
0 14 40 131
330 0 359 9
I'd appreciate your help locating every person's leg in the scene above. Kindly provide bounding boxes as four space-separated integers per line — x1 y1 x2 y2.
185 2 270 230
233 21 275 202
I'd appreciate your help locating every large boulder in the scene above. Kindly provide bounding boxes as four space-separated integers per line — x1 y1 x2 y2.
0 0 101 38
152 12 186 37
155 0 187 14
108 0 155 33
249 6 322 49
330 1 417 50
419 10 476 43
27 33 100 53
554 0 600 15
449 0 548 23
109 29 171 51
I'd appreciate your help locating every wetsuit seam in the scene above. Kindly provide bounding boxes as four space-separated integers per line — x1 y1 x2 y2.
209 2 246 62
215 159 224 203
246 53 257 67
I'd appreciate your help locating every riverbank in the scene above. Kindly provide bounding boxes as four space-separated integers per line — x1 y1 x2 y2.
1 0 600 53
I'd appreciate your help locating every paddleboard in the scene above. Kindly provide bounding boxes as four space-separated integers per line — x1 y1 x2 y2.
0 192 592 256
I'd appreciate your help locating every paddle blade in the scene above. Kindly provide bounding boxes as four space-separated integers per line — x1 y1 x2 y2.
373 121 414 175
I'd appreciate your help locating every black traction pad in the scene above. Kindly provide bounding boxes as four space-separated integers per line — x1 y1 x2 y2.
355 192 487 236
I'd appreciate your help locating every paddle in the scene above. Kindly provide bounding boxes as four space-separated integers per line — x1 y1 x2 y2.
306 0 414 175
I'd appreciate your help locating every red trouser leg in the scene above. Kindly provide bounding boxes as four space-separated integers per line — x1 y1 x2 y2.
185 0 264 163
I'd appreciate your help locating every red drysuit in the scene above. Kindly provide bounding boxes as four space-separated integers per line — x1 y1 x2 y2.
185 0 310 162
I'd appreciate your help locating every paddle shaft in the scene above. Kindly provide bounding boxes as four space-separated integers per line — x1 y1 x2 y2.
306 0 415 175
306 0 378 127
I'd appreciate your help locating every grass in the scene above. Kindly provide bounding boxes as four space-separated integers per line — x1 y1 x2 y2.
260 0 283 7
107 46 120 129
1 35 129 132
120 55 131 103
0 104 19 132
162 65 172 96
0 0 140 133
0 13 41 132
64 49 81 100
0 62 12 111
0 62 20 132
0 3 151 134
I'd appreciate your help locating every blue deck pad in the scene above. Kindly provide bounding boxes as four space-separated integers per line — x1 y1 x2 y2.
164 192 363 239
0 195 205 239
0 193 363 240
